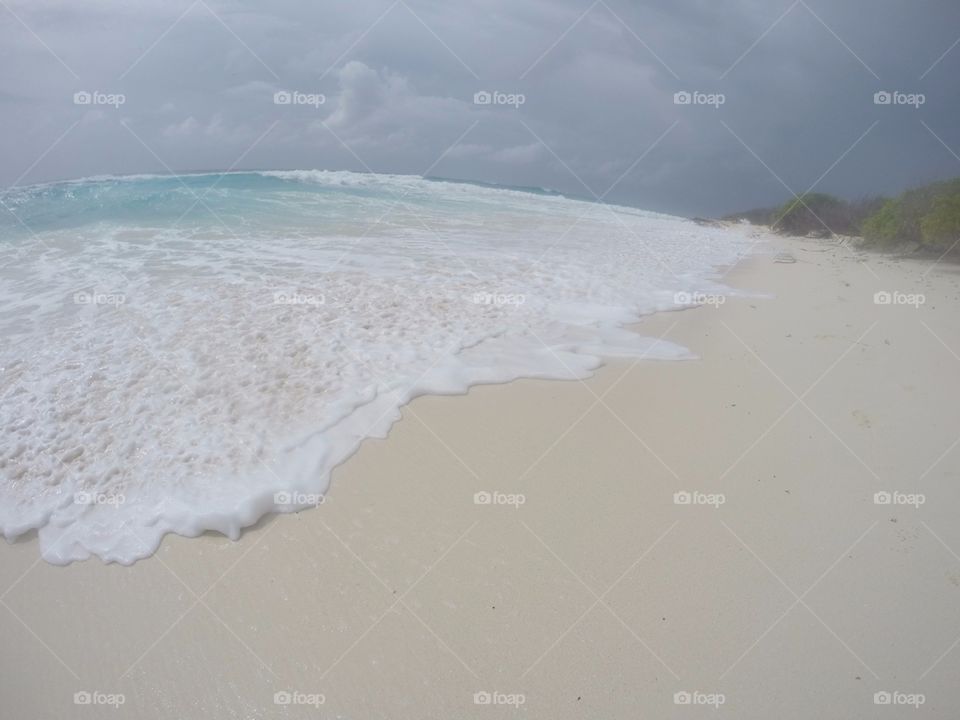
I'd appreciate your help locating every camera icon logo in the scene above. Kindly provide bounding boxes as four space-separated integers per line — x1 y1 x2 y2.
674 91 692 105
74 691 92 705
474 491 492 505
274 691 292 705
474 91 492 105
274 90 292 105
874 491 892 505
474 691 492 705
874 91 892 105
874 291 892 305
274 491 292 505
73 91 92 105
673 491 692 505
674 691 692 704
874 691 892 705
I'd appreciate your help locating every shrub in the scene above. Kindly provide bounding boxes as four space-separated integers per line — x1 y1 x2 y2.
920 187 960 249
861 178 960 249
860 198 906 246
773 193 851 237
727 179 960 252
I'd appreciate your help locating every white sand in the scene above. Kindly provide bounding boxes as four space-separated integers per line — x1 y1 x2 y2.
2 235 960 718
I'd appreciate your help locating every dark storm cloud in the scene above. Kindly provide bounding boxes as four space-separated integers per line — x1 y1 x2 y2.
1 0 959 216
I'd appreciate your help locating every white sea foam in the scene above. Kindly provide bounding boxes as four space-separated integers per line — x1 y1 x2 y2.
0 171 760 563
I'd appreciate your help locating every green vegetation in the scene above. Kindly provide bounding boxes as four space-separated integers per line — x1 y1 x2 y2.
922 190 960 247
774 193 852 237
859 198 903 246
727 177 960 253
860 178 960 250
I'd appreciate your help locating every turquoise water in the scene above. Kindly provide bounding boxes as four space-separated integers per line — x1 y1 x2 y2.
1 171 566 237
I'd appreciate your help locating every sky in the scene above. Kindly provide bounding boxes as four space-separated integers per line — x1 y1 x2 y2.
1 0 959 217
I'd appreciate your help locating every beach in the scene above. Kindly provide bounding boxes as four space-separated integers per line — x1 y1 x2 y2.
3 233 960 718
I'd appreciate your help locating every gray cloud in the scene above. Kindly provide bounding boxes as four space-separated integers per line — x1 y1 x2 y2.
2 0 959 215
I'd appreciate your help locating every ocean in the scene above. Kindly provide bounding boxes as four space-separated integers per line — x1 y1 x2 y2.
0 170 755 563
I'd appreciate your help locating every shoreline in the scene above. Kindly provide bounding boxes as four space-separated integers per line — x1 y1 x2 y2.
6 211 760 567
3 234 960 718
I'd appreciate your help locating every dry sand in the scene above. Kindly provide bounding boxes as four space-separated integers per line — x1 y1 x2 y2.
2 235 960 718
